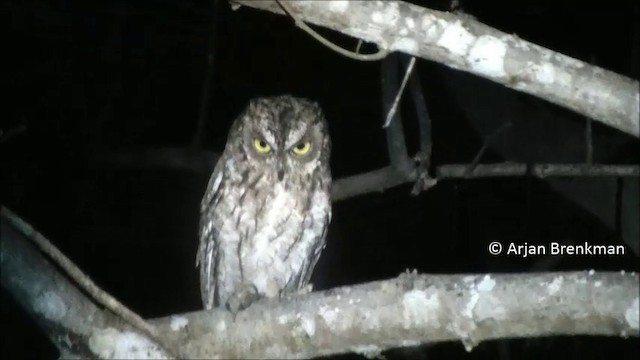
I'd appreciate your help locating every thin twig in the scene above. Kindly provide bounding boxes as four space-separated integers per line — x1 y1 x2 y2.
406 57 431 160
275 0 388 61
464 121 512 177
383 57 416 128
585 117 593 164
355 39 363 54
0 207 162 344
403 54 435 195
382 54 412 173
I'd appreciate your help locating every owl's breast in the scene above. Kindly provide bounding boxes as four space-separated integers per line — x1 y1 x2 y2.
234 182 309 296
245 182 304 252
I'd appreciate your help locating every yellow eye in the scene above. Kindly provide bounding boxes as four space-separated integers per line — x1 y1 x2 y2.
253 138 271 153
292 141 311 155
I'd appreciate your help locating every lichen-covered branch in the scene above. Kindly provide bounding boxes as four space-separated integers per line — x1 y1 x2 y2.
2 207 638 359
152 270 639 358
1 208 175 359
231 0 639 137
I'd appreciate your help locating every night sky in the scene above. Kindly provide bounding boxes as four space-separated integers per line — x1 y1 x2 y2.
2 0 639 359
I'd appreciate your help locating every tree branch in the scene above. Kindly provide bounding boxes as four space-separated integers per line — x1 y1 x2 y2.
437 163 640 179
1 208 160 340
0 208 175 359
95 150 639 200
231 0 639 137
2 207 638 358
331 163 639 201
152 270 639 358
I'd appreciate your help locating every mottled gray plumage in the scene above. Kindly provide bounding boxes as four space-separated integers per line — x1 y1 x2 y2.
197 95 332 311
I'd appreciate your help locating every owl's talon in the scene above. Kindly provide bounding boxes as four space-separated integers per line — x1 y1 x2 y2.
296 283 314 295
226 284 260 317
278 283 314 302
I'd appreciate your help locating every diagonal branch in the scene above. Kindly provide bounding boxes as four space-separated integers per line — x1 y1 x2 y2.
1 207 175 359
403 52 436 195
231 0 639 137
2 207 159 341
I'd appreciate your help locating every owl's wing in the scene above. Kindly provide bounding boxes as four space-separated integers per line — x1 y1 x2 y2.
196 162 225 309
296 194 332 289
200 158 225 215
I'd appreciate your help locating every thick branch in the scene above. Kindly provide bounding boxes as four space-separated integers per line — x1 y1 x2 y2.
3 207 638 359
153 269 639 358
1 208 174 359
232 0 639 137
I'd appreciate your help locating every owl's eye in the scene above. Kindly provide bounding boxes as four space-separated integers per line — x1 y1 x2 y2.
292 141 311 155
253 138 271 153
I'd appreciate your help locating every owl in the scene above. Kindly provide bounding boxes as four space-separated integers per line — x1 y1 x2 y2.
197 95 332 312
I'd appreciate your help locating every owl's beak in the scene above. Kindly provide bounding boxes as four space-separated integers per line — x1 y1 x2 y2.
276 157 285 181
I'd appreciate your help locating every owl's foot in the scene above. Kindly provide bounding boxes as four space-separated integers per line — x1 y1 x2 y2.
296 283 314 295
278 283 314 302
226 284 260 316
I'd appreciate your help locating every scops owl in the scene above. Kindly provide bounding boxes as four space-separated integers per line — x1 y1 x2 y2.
197 95 332 312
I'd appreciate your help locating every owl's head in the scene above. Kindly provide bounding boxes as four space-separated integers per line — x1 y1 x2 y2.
227 95 331 183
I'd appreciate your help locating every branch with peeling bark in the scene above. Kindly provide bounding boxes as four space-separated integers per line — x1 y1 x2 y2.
231 0 639 137
2 207 639 359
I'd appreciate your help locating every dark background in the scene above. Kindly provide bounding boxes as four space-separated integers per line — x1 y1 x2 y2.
2 0 639 358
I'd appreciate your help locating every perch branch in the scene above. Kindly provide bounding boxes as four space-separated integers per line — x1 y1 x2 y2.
231 0 639 137
2 207 638 358
150 271 639 358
